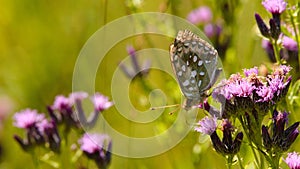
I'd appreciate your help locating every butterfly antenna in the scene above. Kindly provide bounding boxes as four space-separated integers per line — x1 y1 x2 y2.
168 106 180 115
150 104 181 115
150 104 180 110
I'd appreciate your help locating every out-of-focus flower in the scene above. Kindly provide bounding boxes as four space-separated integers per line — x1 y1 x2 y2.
79 133 112 168
262 0 287 14
195 116 217 135
204 23 222 38
282 36 298 51
91 93 113 112
0 96 14 129
69 91 88 104
262 39 276 62
37 119 61 152
284 152 300 169
187 6 212 25
119 45 151 79
52 95 72 111
13 109 45 129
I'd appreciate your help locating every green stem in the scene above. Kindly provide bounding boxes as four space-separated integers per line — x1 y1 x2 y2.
271 38 281 64
287 7 300 70
237 154 245 169
238 116 260 169
30 149 40 169
226 155 233 169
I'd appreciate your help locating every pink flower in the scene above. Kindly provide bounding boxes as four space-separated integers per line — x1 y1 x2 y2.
69 91 88 104
13 109 45 129
282 36 298 51
284 152 300 169
195 116 217 135
91 93 113 112
262 0 287 14
52 95 72 111
187 6 212 25
78 133 110 154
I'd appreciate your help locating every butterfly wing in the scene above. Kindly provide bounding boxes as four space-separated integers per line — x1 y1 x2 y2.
170 30 220 109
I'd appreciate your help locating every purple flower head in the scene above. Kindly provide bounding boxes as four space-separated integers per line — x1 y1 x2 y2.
256 85 274 102
272 65 292 77
282 36 298 51
13 109 45 129
195 116 217 135
227 79 255 97
280 65 292 75
78 133 110 154
267 75 288 96
52 95 72 111
69 91 88 104
243 67 258 77
284 152 300 169
262 0 287 14
91 93 113 112
187 6 212 25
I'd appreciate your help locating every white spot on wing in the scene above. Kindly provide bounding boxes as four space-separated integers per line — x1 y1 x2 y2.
183 80 189 86
174 55 178 61
199 71 205 76
178 71 182 76
198 80 202 87
198 60 203 66
191 70 197 77
182 65 186 72
193 55 197 62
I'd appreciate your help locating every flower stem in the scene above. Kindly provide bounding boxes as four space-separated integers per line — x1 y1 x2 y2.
237 153 245 169
30 149 40 169
226 155 233 169
287 7 300 70
238 116 260 168
271 38 281 64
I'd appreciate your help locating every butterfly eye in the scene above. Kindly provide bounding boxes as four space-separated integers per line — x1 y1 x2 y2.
170 30 221 110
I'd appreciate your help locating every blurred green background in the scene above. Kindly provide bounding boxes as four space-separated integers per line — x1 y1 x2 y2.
0 0 299 168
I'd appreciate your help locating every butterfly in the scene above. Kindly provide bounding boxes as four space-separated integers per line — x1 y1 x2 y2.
169 30 222 111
